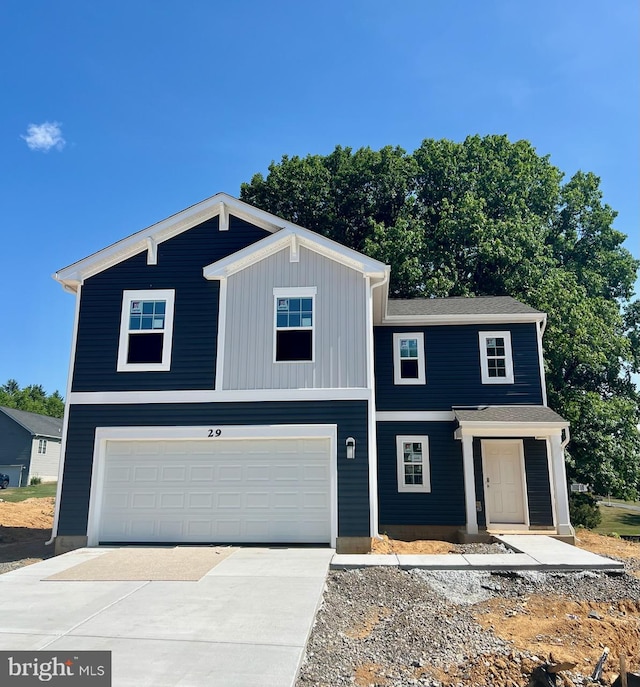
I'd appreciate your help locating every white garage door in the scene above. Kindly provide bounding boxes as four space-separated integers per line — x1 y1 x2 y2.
98 437 331 544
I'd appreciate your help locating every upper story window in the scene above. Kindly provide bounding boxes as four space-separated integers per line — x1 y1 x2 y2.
273 287 316 362
393 332 426 385
38 439 47 454
396 435 430 493
117 289 175 372
479 331 514 384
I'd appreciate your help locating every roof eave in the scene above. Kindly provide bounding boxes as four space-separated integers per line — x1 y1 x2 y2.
54 192 389 290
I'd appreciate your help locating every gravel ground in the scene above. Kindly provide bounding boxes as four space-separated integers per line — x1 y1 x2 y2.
296 565 640 687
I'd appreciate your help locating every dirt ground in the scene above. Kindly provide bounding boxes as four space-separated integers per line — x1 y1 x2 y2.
0 497 55 568
2 498 640 684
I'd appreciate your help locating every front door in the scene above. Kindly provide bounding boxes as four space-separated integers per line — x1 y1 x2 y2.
482 440 528 526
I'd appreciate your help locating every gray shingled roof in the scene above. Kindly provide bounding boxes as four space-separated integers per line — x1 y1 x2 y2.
387 296 542 317
454 406 567 424
0 406 63 438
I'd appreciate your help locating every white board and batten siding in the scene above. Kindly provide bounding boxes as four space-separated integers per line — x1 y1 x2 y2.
222 246 368 389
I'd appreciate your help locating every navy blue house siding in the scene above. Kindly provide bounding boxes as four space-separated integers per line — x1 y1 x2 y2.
472 438 553 527
376 421 466 527
374 324 544 410
58 400 369 539
72 216 268 393
0 413 31 485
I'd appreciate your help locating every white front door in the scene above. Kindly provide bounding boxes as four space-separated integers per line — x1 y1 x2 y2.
482 440 528 526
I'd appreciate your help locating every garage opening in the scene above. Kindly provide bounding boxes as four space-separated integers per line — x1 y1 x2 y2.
97 436 332 544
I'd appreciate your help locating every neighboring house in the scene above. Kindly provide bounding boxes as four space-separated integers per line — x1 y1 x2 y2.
51 193 573 554
0 407 63 487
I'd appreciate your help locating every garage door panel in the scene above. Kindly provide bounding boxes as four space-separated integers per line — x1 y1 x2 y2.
162 466 186 482
218 466 242 481
188 493 213 508
190 466 215 481
133 466 158 482
160 493 185 509
98 436 331 543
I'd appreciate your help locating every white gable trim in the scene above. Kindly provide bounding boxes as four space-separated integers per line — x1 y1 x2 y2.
54 192 388 292
203 226 388 280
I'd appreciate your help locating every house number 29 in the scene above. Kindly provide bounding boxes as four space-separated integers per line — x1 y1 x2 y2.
207 429 222 437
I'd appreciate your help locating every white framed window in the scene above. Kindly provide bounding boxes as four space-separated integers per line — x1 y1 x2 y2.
273 287 316 363
38 439 47 454
479 331 514 384
117 289 175 372
396 436 430 492
393 332 426 385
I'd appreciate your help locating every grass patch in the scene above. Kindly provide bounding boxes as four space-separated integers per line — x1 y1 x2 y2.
0 482 57 503
599 496 640 508
595 504 640 536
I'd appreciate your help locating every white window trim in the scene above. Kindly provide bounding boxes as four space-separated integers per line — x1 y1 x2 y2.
117 289 175 372
38 438 47 454
393 332 426 385
396 435 431 493
479 330 514 384
272 286 317 364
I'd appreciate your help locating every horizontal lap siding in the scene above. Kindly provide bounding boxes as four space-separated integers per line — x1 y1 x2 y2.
473 438 553 527
59 401 369 538
523 438 553 527
72 217 268 392
374 324 543 410
224 246 367 389
377 422 465 526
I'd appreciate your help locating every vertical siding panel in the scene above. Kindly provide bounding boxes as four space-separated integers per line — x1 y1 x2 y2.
224 246 367 389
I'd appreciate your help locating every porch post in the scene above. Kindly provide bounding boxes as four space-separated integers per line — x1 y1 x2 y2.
461 434 478 535
549 433 573 535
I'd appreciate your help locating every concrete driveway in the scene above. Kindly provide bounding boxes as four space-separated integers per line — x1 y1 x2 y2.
0 547 333 687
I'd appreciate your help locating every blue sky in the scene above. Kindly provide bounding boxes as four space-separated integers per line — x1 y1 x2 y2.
1 0 638 397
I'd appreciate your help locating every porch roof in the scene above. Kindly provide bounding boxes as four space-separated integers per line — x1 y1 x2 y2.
454 405 567 425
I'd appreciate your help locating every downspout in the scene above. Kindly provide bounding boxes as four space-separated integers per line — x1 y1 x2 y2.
366 270 389 541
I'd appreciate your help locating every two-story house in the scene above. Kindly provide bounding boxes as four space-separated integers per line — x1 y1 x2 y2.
52 194 573 554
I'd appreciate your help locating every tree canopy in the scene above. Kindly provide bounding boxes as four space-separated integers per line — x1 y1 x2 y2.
241 135 640 497
0 380 64 419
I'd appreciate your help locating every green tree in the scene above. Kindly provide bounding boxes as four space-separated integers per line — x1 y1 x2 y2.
241 135 640 497
0 380 65 419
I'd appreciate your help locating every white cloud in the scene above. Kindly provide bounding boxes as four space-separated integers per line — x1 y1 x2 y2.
22 121 66 152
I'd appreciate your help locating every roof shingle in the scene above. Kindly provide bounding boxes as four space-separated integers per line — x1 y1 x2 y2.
0 406 63 438
454 406 566 424
387 296 542 317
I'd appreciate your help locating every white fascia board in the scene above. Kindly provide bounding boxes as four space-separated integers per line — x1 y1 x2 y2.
68 388 372 405
204 227 388 280
456 421 568 437
379 312 546 326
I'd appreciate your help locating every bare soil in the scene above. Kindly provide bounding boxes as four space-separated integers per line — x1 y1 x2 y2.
0 496 55 570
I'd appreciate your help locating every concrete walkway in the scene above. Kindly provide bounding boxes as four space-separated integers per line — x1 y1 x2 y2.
0 547 334 687
331 535 624 571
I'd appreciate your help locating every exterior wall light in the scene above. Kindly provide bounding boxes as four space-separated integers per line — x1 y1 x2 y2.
346 437 356 459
